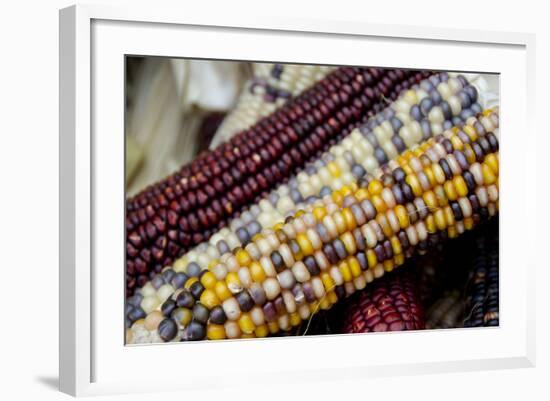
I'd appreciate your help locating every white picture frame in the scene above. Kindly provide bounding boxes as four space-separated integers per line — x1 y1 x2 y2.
59 3 536 397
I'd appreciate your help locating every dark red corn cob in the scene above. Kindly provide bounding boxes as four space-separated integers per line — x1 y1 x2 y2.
340 271 425 333
126 67 433 295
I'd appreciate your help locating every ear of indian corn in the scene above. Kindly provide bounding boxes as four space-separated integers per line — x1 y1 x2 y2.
130 72 482 296
463 219 499 327
125 74 484 326
339 270 424 333
126 110 499 343
126 67 433 294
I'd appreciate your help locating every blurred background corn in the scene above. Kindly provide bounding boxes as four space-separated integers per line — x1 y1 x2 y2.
339 270 425 333
211 63 336 147
463 219 499 327
126 112 499 343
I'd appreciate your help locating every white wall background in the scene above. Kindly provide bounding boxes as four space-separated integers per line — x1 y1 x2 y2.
0 0 547 399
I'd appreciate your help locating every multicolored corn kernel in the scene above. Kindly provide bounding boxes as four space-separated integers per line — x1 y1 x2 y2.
126 67 433 294
126 113 499 343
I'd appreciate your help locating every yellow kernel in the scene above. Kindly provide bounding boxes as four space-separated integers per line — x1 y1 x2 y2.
434 209 447 230
423 166 437 187
390 236 402 255
406 174 423 197
464 217 474 230
403 165 413 175
371 195 388 213
383 259 394 272
290 312 302 327
207 324 226 340
340 185 353 197
368 179 383 195
215 280 232 301
443 180 458 201
394 253 405 266
313 206 327 221
273 222 284 231
425 214 437 233
309 301 320 314
432 163 446 184
485 153 499 174
463 125 478 142
342 208 356 230
267 321 279 334
250 261 267 283
341 232 356 254
339 261 353 282
254 324 269 338
453 176 468 197
355 188 370 201
320 272 335 291
366 249 377 268
332 191 344 206
333 212 347 234
200 271 217 290
238 313 255 334
377 214 394 238
241 333 256 339
482 163 497 185
200 289 220 309
235 249 252 266
444 206 455 226
348 257 362 278
320 298 331 310
463 144 476 164
296 233 314 257
395 205 410 229
450 135 464 151
423 190 438 211
434 185 449 207
328 291 338 304
225 272 242 291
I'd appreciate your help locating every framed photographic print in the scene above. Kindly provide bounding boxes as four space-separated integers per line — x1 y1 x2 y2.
59 3 536 396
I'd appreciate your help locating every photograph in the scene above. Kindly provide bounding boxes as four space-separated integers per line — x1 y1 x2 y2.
124 58 500 344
